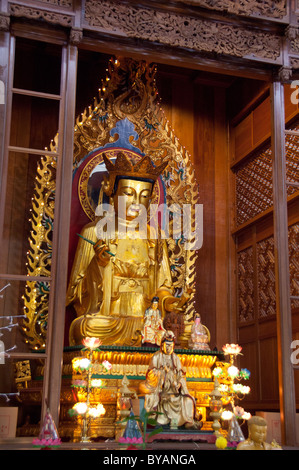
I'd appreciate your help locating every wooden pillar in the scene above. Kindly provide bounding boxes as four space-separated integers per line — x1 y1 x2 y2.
0 31 9 162
0 29 13 268
214 86 230 348
41 43 78 425
270 81 297 446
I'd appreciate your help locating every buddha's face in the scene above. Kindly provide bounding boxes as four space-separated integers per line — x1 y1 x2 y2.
112 178 153 220
250 424 267 444
152 301 158 310
162 340 175 355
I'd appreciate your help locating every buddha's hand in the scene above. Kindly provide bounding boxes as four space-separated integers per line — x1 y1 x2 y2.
93 240 111 267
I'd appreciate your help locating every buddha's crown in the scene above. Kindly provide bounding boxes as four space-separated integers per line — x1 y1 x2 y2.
102 151 168 195
161 330 176 344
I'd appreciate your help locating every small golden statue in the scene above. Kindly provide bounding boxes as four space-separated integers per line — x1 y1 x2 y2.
188 313 210 350
67 151 191 346
141 296 166 347
140 330 202 429
237 416 282 450
14 360 31 389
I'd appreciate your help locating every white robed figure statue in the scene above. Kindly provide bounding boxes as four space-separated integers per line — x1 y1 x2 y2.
140 330 202 429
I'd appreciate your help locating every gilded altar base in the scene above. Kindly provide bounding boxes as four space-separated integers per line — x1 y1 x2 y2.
16 346 223 441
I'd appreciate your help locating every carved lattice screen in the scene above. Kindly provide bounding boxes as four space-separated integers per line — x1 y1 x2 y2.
236 124 299 227
236 120 299 324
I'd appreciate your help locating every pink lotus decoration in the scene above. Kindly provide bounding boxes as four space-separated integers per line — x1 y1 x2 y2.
32 438 61 447
118 437 143 444
71 379 87 388
102 359 112 371
222 343 242 356
82 337 102 349
234 406 251 420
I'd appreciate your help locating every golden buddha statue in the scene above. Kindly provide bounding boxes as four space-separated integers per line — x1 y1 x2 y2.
67 151 189 346
237 416 282 450
140 330 202 429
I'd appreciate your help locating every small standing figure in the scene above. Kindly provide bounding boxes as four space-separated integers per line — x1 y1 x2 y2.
188 313 210 350
141 297 166 347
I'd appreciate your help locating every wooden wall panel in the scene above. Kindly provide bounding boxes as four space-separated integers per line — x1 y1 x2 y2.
239 341 259 405
157 67 229 349
284 85 299 123
239 333 280 410
234 114 252 162
231 82 299 413
259 337 279 403
236 210 299 410
232 85 299 166
214 87 230 349
252 96 271 148
171 76 194 154
194 85 217 345
292 328 299 404
294 369 299 405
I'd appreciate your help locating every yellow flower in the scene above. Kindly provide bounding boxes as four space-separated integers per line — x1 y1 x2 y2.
215 436 227 449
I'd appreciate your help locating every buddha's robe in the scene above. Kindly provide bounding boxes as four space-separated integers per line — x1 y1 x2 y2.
141 349 197 427
66 220 172 346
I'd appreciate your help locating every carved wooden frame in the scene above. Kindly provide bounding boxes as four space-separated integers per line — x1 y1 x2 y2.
3 0 299 80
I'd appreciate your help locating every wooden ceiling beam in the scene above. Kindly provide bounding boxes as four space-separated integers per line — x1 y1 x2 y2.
79 34 275 82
